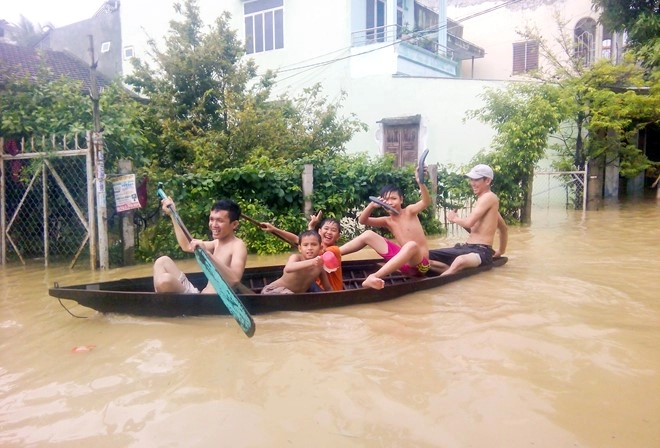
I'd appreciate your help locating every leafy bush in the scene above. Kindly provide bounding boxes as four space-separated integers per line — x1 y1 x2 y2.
136 153 446 260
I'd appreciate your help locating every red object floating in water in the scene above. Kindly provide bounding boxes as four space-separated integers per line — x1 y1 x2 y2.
71 345 96 353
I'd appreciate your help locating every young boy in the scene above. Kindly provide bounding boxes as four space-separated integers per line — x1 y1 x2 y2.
340 169 431 289
153 198 247 293
260 211 344 291
261 230 332 294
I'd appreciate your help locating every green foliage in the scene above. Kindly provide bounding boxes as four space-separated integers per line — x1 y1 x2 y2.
124 0 366 174
466 82 566 223
5 15 54 47
136 153 444 260
557 59 660 177
0 63 148 172
0 67 90 136
516 13 660 186
591 0 660 68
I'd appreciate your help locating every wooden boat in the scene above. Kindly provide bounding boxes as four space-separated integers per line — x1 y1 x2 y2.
49 257 508 317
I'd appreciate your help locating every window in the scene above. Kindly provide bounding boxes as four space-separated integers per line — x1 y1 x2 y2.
512 40 538 74
244 0 284 54
366 0 386 43
123 46 134 60
575 18 596 67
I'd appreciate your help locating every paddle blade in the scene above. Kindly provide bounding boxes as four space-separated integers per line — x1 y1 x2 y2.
418 149 429 184
195 248 255 337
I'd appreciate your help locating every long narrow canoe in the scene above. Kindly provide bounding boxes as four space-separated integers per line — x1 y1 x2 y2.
49 257 507 317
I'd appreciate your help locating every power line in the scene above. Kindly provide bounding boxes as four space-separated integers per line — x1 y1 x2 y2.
264 0 526 83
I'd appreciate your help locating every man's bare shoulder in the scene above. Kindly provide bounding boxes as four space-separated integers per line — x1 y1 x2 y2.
217 235 247 252
477 190 499 206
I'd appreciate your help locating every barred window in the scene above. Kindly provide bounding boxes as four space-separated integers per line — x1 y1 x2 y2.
244 0 284 54
512 40 539 74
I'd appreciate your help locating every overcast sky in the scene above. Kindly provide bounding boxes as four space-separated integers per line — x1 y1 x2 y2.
3 1 101 28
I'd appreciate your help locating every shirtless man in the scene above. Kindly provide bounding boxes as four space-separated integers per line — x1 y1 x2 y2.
429 164 508 276
340 170 431 289
261 230 332 294
153 198 247 293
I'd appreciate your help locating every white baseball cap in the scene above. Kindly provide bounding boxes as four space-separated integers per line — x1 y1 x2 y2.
465 164 494 180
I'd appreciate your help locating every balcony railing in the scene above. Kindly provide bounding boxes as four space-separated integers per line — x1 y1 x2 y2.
351 24 401 47
351 25 484 61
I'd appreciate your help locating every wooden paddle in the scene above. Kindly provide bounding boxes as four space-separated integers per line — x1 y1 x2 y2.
417 148 429 184
157 185 255 337
241 213 296 246
652 174 660 189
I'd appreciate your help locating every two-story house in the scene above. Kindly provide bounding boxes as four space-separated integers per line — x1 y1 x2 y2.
23 0 652 183
446 0 626 81
33 0 497 167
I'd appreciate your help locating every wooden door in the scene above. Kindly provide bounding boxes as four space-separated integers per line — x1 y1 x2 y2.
384 124 419 167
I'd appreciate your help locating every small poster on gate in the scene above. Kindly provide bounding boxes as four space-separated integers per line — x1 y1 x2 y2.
112 174 141 212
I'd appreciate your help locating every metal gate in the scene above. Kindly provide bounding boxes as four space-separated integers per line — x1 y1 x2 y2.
532 169 588 212
1 133 96 268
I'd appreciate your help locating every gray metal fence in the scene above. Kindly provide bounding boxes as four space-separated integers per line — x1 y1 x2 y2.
532 170 588 212
1 134 96 268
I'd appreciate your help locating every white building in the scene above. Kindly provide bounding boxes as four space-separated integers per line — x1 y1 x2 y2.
446 0 625 81
38 0 618 168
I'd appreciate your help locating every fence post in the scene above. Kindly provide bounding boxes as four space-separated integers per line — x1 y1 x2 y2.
86 132 97 270
302 164 314 218
0 137 4 265
93 131 109 269
118 159 135 266
428 163 438 218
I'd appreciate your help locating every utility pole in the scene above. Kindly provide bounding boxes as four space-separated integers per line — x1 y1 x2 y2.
89 35 109 269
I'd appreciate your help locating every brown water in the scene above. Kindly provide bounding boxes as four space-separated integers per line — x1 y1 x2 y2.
1 200 659 447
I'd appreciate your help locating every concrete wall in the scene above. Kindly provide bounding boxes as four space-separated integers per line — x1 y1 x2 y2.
114 0 501 167
446 0 612 81
343 75 504 166
44 9 122 80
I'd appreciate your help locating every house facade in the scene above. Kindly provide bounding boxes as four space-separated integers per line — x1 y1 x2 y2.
29 0 645 179
446 0 626 81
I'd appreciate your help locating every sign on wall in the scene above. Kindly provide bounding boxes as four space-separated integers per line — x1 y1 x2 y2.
112 174 141 212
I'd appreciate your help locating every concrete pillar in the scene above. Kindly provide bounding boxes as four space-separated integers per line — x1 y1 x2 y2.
118 159 135 265
302 164 314 218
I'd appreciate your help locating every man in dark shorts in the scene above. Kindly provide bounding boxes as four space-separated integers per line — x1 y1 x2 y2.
429 164 508 276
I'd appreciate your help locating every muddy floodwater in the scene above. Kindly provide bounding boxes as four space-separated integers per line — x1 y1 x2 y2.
1 199 659 447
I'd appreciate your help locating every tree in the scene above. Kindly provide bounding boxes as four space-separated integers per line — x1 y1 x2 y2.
125 0 365 174
5 15 53 47
591 0 660 68
0 65 148 169
517 12 660 182
467 82 567 223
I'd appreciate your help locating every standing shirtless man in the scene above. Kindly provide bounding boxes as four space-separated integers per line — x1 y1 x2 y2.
429 164 508 276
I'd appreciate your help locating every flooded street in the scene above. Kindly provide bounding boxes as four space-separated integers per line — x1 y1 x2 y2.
1 199 659 447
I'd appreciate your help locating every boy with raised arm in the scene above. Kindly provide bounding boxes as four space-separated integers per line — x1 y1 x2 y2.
340 169 431 289
261 230 332 294
153 198 247 293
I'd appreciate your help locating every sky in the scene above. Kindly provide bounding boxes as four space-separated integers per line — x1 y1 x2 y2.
2 0 101 28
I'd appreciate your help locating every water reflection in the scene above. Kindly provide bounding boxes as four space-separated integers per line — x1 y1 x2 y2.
0 200 658 447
